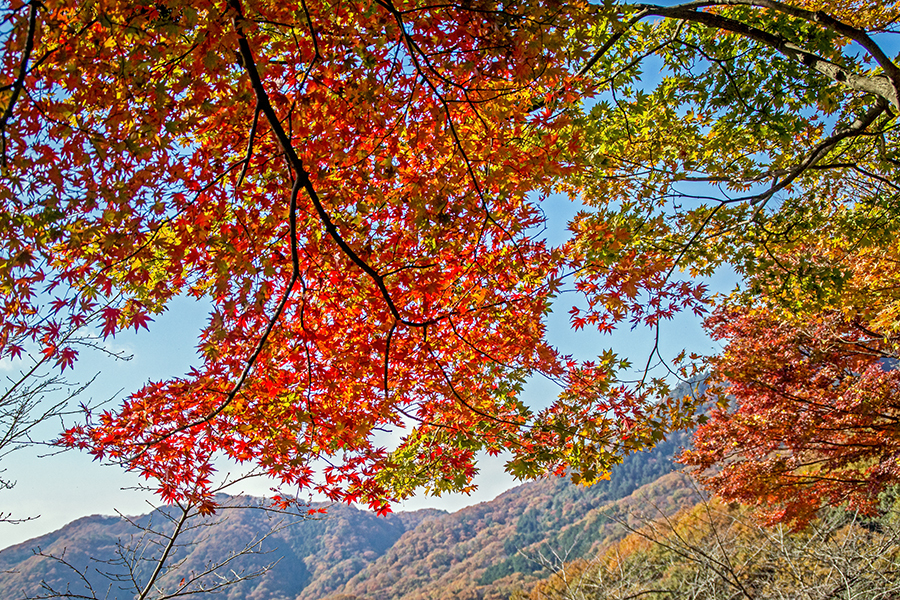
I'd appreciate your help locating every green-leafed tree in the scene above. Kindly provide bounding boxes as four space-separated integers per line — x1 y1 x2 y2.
562 0 900 524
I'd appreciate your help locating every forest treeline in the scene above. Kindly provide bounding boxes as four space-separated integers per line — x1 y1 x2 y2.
526 495 900 600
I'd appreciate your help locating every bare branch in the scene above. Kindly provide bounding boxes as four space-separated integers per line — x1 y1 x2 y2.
136 506 189 600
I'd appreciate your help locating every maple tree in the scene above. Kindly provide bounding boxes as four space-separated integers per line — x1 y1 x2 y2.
0 0 678 514
1 0 898 519
564 0 900 338
680 228 900 527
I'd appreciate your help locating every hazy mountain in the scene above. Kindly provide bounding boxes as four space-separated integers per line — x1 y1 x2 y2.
0 499 446 600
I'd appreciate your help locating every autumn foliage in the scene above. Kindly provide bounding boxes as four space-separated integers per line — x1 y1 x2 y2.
2 0 900 523
685 306 900 526
683 230 900 526
0 0 683 513
562 0 900 525
528 497 900 600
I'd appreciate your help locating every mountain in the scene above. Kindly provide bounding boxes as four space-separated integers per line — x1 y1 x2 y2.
0 499 444 600
331 470 695 600
0 431 698 600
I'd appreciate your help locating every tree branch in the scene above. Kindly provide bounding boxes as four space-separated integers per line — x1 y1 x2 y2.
230 0 440 329
0 1 39 167
235 102 260 190
694 0 900 91
635 1 900 109
738 99 888 207
136 506 190 600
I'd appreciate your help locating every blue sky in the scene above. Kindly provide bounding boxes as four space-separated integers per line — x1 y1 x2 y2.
0 191 730 550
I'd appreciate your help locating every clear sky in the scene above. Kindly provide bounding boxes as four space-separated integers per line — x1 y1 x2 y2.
0 194 726 550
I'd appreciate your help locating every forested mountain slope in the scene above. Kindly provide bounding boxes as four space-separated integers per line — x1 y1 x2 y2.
526 495 900 600
331 470 695 600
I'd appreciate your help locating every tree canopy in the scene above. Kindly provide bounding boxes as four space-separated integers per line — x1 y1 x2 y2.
1 0 899 521
563 0 900 524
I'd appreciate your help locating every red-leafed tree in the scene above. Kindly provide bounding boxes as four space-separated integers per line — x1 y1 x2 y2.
683 304 900 527
682 220 900 525
0 0 686 514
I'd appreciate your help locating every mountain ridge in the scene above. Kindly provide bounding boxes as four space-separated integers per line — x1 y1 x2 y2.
0 431 696 599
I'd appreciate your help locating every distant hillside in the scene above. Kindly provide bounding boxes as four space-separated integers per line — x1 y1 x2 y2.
0 430 698 600
0 500 445 600
523 493 900 600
